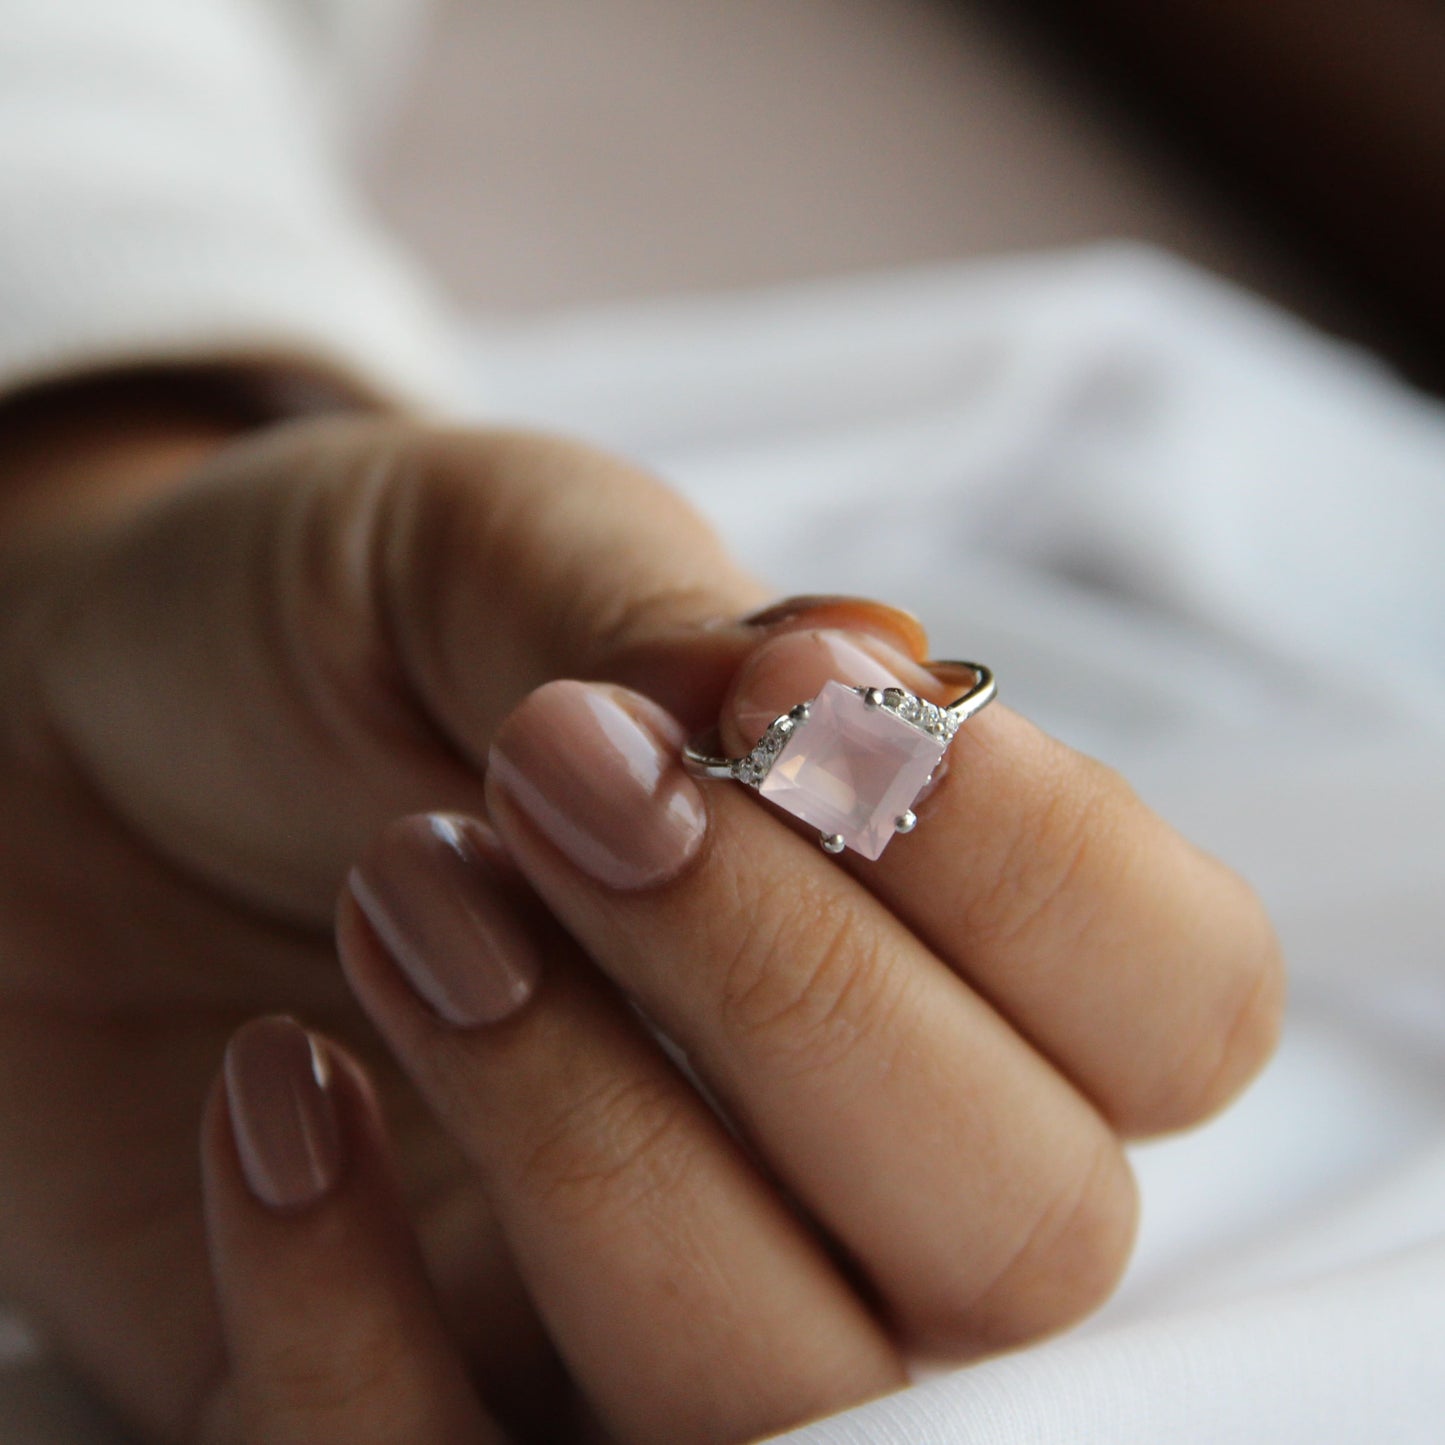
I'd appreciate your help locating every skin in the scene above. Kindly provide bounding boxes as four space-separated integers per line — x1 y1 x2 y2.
0 386 1285 1443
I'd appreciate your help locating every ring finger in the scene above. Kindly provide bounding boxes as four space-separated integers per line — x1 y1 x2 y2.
718 627 1285 1136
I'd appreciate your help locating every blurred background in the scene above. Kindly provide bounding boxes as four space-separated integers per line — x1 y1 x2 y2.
365 0 1445 384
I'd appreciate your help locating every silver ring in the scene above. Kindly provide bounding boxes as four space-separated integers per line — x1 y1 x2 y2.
682 660 996 860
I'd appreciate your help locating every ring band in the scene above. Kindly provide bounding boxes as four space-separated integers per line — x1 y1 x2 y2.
682 660 996 860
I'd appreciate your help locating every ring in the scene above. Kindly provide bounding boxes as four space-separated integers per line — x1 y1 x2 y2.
682 660 996 860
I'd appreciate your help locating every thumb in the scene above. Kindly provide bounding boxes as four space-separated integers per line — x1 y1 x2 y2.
31 417 919 923
361 424 926 734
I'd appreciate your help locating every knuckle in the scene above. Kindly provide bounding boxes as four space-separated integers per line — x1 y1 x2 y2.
344 428 738 715
715 867 909 1080
916 1138 1138 1357
272 422 747 752
251 1328 413 1429
274 425 579 746
425 429 737 660
267 421 447 728
362 434 508 705
574 570 741 672
1135 896 1287 1134
515 1072 696 1221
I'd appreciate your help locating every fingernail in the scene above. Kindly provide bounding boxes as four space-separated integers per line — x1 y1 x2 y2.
487 680 706 891
595 598 928 740
224 1016 342 1212
740 595 929 659
347 814 543 1027
726 628 943 750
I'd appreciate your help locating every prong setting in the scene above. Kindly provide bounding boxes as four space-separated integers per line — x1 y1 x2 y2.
682 665 996 860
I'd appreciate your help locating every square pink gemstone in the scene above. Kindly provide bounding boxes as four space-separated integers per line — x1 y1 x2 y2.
759 680 946 859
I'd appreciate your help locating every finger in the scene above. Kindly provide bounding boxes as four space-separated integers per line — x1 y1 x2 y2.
200 1015 504 1445
720 628 1286 1136
483 681 1138 1357
33 410 924 921
339 813 906 1445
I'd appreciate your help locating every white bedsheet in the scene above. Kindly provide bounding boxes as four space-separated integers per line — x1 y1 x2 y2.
5 244 1444 1441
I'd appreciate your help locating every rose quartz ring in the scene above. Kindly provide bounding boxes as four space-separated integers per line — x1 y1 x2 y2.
682 660 995 860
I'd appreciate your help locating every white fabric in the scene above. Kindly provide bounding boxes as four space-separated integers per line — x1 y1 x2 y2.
0 0 450 406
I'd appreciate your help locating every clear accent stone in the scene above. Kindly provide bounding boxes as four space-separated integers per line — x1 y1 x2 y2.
877 684 962 741
733 715 795 787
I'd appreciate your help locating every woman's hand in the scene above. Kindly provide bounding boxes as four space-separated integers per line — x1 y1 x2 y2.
0 408 1283 1442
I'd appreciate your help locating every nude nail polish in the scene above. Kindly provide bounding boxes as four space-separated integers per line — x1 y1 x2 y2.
741 595 929 659
224 1016 342 1212
347 813 542 1027
487 680 707 891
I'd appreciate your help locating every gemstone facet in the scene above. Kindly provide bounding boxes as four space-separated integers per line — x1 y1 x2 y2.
758 680 947 859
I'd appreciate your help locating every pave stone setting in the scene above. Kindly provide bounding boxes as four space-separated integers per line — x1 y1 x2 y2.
738 680 954 860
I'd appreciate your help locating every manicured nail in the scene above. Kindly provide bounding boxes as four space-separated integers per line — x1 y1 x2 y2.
741 595 929 658
347 814 542 1027
487 680 707 891
726 628 943 749
224 1016 342 1212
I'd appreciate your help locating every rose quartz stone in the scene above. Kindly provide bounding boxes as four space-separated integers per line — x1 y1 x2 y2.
759 680 945 859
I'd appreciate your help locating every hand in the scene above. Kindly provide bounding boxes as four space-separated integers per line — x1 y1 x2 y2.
200 631 1284 1440
0 409 926 1440
0 405 1283 1443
